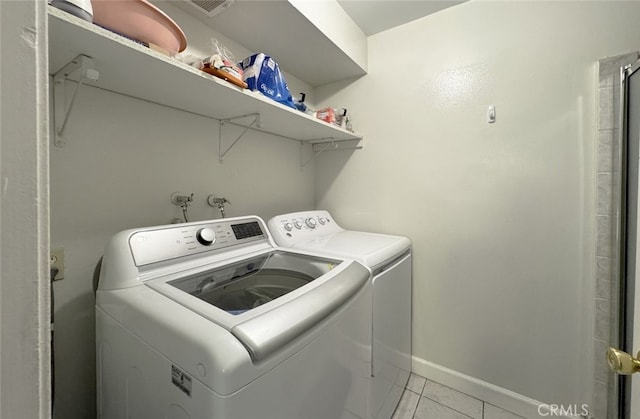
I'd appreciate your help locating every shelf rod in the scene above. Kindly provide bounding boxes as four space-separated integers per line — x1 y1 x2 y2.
66 82 361 152
312 144 364 152
222 112 261 124
223 120 300 143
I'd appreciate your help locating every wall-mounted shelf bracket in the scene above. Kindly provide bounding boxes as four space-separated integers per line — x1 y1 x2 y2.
53 54 99 146
218 113 261 162
301 137 364 168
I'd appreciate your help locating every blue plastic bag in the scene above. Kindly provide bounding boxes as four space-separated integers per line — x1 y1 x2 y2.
239 53 295 109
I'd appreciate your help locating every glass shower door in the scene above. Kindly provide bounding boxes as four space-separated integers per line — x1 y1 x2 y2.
608 57 640 419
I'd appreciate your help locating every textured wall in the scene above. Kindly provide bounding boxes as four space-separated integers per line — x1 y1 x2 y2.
49 5 316 417
314 1 640 415
0 0 50 417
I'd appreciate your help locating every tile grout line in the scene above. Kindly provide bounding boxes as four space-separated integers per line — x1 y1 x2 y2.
418 396 476 419
419 379 480 419
407 376 423 419
405 374 524 419
410 377 423 419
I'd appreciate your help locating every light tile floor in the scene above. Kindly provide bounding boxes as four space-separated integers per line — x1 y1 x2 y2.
392 373 524 419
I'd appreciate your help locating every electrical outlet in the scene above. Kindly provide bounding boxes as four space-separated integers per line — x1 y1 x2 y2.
50 248 64 281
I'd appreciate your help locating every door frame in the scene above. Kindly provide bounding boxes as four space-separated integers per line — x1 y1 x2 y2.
0 0 50 417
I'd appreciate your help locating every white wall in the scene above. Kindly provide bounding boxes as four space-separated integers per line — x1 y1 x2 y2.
289 0 367 72
0 0 50 417
314 0 640 412
50 6 316 418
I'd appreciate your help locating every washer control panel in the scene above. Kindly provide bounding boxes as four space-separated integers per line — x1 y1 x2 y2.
268 210 343 247
130 217 267 266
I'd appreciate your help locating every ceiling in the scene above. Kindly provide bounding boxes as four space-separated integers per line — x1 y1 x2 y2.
337 0 466 36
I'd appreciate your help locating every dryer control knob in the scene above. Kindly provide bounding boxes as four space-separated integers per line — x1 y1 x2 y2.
318 217 326 225
293 220 303 230
305 217 317 229
284 222 293 232
196 228 216 246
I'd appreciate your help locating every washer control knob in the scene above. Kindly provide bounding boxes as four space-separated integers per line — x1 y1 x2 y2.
293 220 303 230
196 228 216 246
305 217 317 229
283 222 293 232
318 217 326 225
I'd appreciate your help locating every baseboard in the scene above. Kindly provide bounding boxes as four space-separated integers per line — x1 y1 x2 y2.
411 356 584 419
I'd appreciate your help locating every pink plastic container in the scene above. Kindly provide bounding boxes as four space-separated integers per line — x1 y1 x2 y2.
91 0 187 55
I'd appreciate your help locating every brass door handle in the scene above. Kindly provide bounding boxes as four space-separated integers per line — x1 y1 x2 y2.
607 347 640 375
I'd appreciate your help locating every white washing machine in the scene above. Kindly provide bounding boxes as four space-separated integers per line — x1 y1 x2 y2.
96 215 373 419
268 210 412 419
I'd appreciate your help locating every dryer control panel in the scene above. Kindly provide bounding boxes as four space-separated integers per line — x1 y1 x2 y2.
268 210 343 247
129 217 267 267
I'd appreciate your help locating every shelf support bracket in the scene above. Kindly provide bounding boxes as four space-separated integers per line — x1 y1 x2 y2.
218 113 261 162
300 138 334 168
300 137 364 168
53 54 99 147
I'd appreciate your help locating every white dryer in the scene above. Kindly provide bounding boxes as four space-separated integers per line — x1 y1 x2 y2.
96 215 372 419
268 210 412 419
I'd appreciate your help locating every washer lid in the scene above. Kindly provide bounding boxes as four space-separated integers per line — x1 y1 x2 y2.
146 250 370 362
293 231 411 270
